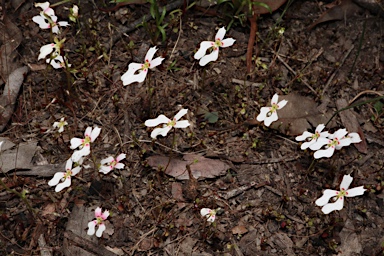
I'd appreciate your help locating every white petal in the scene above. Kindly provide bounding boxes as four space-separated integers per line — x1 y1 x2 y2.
71 166 82 176
220 38 235 48
55 177 71 192
271 94 279 104
150 126 172 138
101 156 114 165
301 141 314 150
336 138 352 149
315 189 338 206
70 138 83 149
321 198 344 214
116 153 126 162
207 215 215 222
71 146 90 162
194 41 214 60
200 208 212 217
99 165 112 174
149 57 164 69
47 55 65 69
174 120 190 128
84 127 92 137
346 186 366 197
277 99 288 109
90 127 101 142
95 207 102 217
309 137 329 150
101 210 110 219
314 147 335 159
38 44 55 60
48 172 65 186
199 49 219 66
96 224 106 237
256 107 270 122
315 124 325 133
65 158 73 170
263 112 278 127
87 221 96 236
340 174 353 191
122 69 147 85
296 131 313 142
348 133 361 143
115 163 125 169
174 109 188 121
58 21 69 27
121 63 146 86
333 128 348 139
145 115 170 127
32 15 50 29
215 27 226 40
51 25 60 34
144 46 158 62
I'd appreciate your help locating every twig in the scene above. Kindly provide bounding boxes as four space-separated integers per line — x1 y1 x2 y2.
103 0 184 52
243 155 301 164
219 182 267 200
64 230 118 256
322 45 354 95
129 227 157 256
348 90 384 105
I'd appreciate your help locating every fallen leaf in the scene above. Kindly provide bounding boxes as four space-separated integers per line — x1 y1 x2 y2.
147 154 230 180
232 225 248 235
0 139 38 173
337 219 362 255
268 93 335 135
171 182 185 201
308 0 362 30
336 98 368 154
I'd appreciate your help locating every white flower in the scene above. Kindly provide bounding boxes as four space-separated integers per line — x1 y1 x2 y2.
34 2 55 17
99 153 126 174
70 5 79 22
87 207 110 237
256 94 288 127
48 158 81 192
53 117 68 133
194 27 236 66
144 109 190 138
296 124 330 150
200 208 217 223
70 127 101 162
313 129 353 159
121 46 164 86
315 174 366 214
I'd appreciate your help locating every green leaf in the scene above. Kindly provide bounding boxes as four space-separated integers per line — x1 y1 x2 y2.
252 2 272 13
204 112 219 123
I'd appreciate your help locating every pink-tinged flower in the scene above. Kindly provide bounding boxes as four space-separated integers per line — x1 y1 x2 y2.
34 2 55 17
121 46 164 86
296 124 330 150
194 27 235 66
256 94 288 127
53 117 68 133
313 129 352 159
200 208 217 223
99 153 126 174
48 158 81 192
70 127 101 162
315 174 366 214
144 109 190 138
87 207 110 237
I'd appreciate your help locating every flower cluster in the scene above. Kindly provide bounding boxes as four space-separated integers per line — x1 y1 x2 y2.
32 2 76 69
315 174 366 214
296 125 361 159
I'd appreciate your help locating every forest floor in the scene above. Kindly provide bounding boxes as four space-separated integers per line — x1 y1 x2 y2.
0 0 384 255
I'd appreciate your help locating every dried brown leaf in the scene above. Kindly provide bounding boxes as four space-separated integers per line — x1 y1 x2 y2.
147 154 230 180
269 93 335 135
